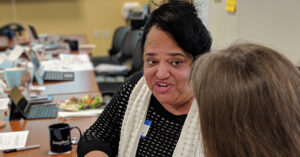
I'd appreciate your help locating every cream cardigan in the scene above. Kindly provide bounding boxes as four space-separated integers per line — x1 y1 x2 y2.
118 76 203 156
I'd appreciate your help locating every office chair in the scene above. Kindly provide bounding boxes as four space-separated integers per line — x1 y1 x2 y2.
90 25 131 66
109 25 131 56
118 29 143 65
96 29 144 96
129 39 143 75
94 29 143 75
0 23 25 40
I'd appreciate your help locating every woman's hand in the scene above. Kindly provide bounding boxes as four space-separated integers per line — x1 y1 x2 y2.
85 151 108 157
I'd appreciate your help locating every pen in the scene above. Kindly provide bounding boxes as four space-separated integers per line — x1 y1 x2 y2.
3 145 40 153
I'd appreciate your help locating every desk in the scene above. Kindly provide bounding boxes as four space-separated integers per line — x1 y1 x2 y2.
36 71 100 98
0 71 101 157
1 117 98 157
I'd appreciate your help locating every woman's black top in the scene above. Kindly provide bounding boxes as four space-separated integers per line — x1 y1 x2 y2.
77 72 187 157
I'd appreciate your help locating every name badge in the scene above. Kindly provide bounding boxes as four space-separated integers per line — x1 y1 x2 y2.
141 120 152 138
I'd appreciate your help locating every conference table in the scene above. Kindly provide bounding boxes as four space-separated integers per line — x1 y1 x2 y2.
0 70 102 157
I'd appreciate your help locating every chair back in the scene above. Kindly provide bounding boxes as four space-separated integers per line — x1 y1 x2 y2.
109 26 131 56
0 23 25 39
130 39 143 74
119 29 143 63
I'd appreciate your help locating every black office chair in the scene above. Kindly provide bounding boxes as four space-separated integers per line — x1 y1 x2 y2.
129 39 143 75
109 25 131 56
0 23 25 40
118 29 143 64
94 29 143 75
91 25 131 66
96 29 144 96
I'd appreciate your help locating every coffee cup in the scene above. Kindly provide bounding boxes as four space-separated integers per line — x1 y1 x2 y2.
48 123 82 153
67 40 78 51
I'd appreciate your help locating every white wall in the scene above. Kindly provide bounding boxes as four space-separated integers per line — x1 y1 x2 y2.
209 0 300 66
194 0 209 28
209 0 239 49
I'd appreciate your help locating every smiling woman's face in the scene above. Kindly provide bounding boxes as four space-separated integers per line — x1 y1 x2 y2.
143 26 194 108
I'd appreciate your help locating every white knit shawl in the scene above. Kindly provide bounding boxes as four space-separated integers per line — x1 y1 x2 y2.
118 76 203 157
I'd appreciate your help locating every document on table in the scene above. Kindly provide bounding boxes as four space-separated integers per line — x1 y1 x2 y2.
0 130 29 150
95 63 128 73
0 97 10 110
58 109 104 118
41 54 94 71
29 85 46 91
7 45 24 61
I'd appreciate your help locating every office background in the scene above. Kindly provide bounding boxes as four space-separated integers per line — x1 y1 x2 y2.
0 0 299 66
0 0 148 56
209 0 300 66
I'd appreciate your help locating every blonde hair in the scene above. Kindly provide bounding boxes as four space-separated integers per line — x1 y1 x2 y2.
191 43 300 157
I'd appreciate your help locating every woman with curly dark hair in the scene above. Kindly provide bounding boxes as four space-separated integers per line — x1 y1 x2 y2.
77 1 212 156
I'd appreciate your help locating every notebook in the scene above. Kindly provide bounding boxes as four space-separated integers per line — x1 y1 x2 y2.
8 86 58 119
27 49 74 84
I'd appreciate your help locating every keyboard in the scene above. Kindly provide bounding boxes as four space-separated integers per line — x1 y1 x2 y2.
44 71 74 81
27 104 58 119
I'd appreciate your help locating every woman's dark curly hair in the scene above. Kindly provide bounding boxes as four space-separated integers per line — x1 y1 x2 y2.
141 0 212 58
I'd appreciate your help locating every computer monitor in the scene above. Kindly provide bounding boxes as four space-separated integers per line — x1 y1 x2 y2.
28 25 63 50
9 86 58 120
28 24 39 40
26 49 75 83
27 49 44 85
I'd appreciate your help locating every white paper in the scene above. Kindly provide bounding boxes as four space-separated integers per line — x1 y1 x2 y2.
7 45 24 61
0 130 29 150
0 53 6 63
40 54 94 72
59 53 90 63
0 59 14 69
0 53 14 69
0 97 10 110
30 85 46 91
95 63 128 73
58 109 103 118
79 44 96 49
